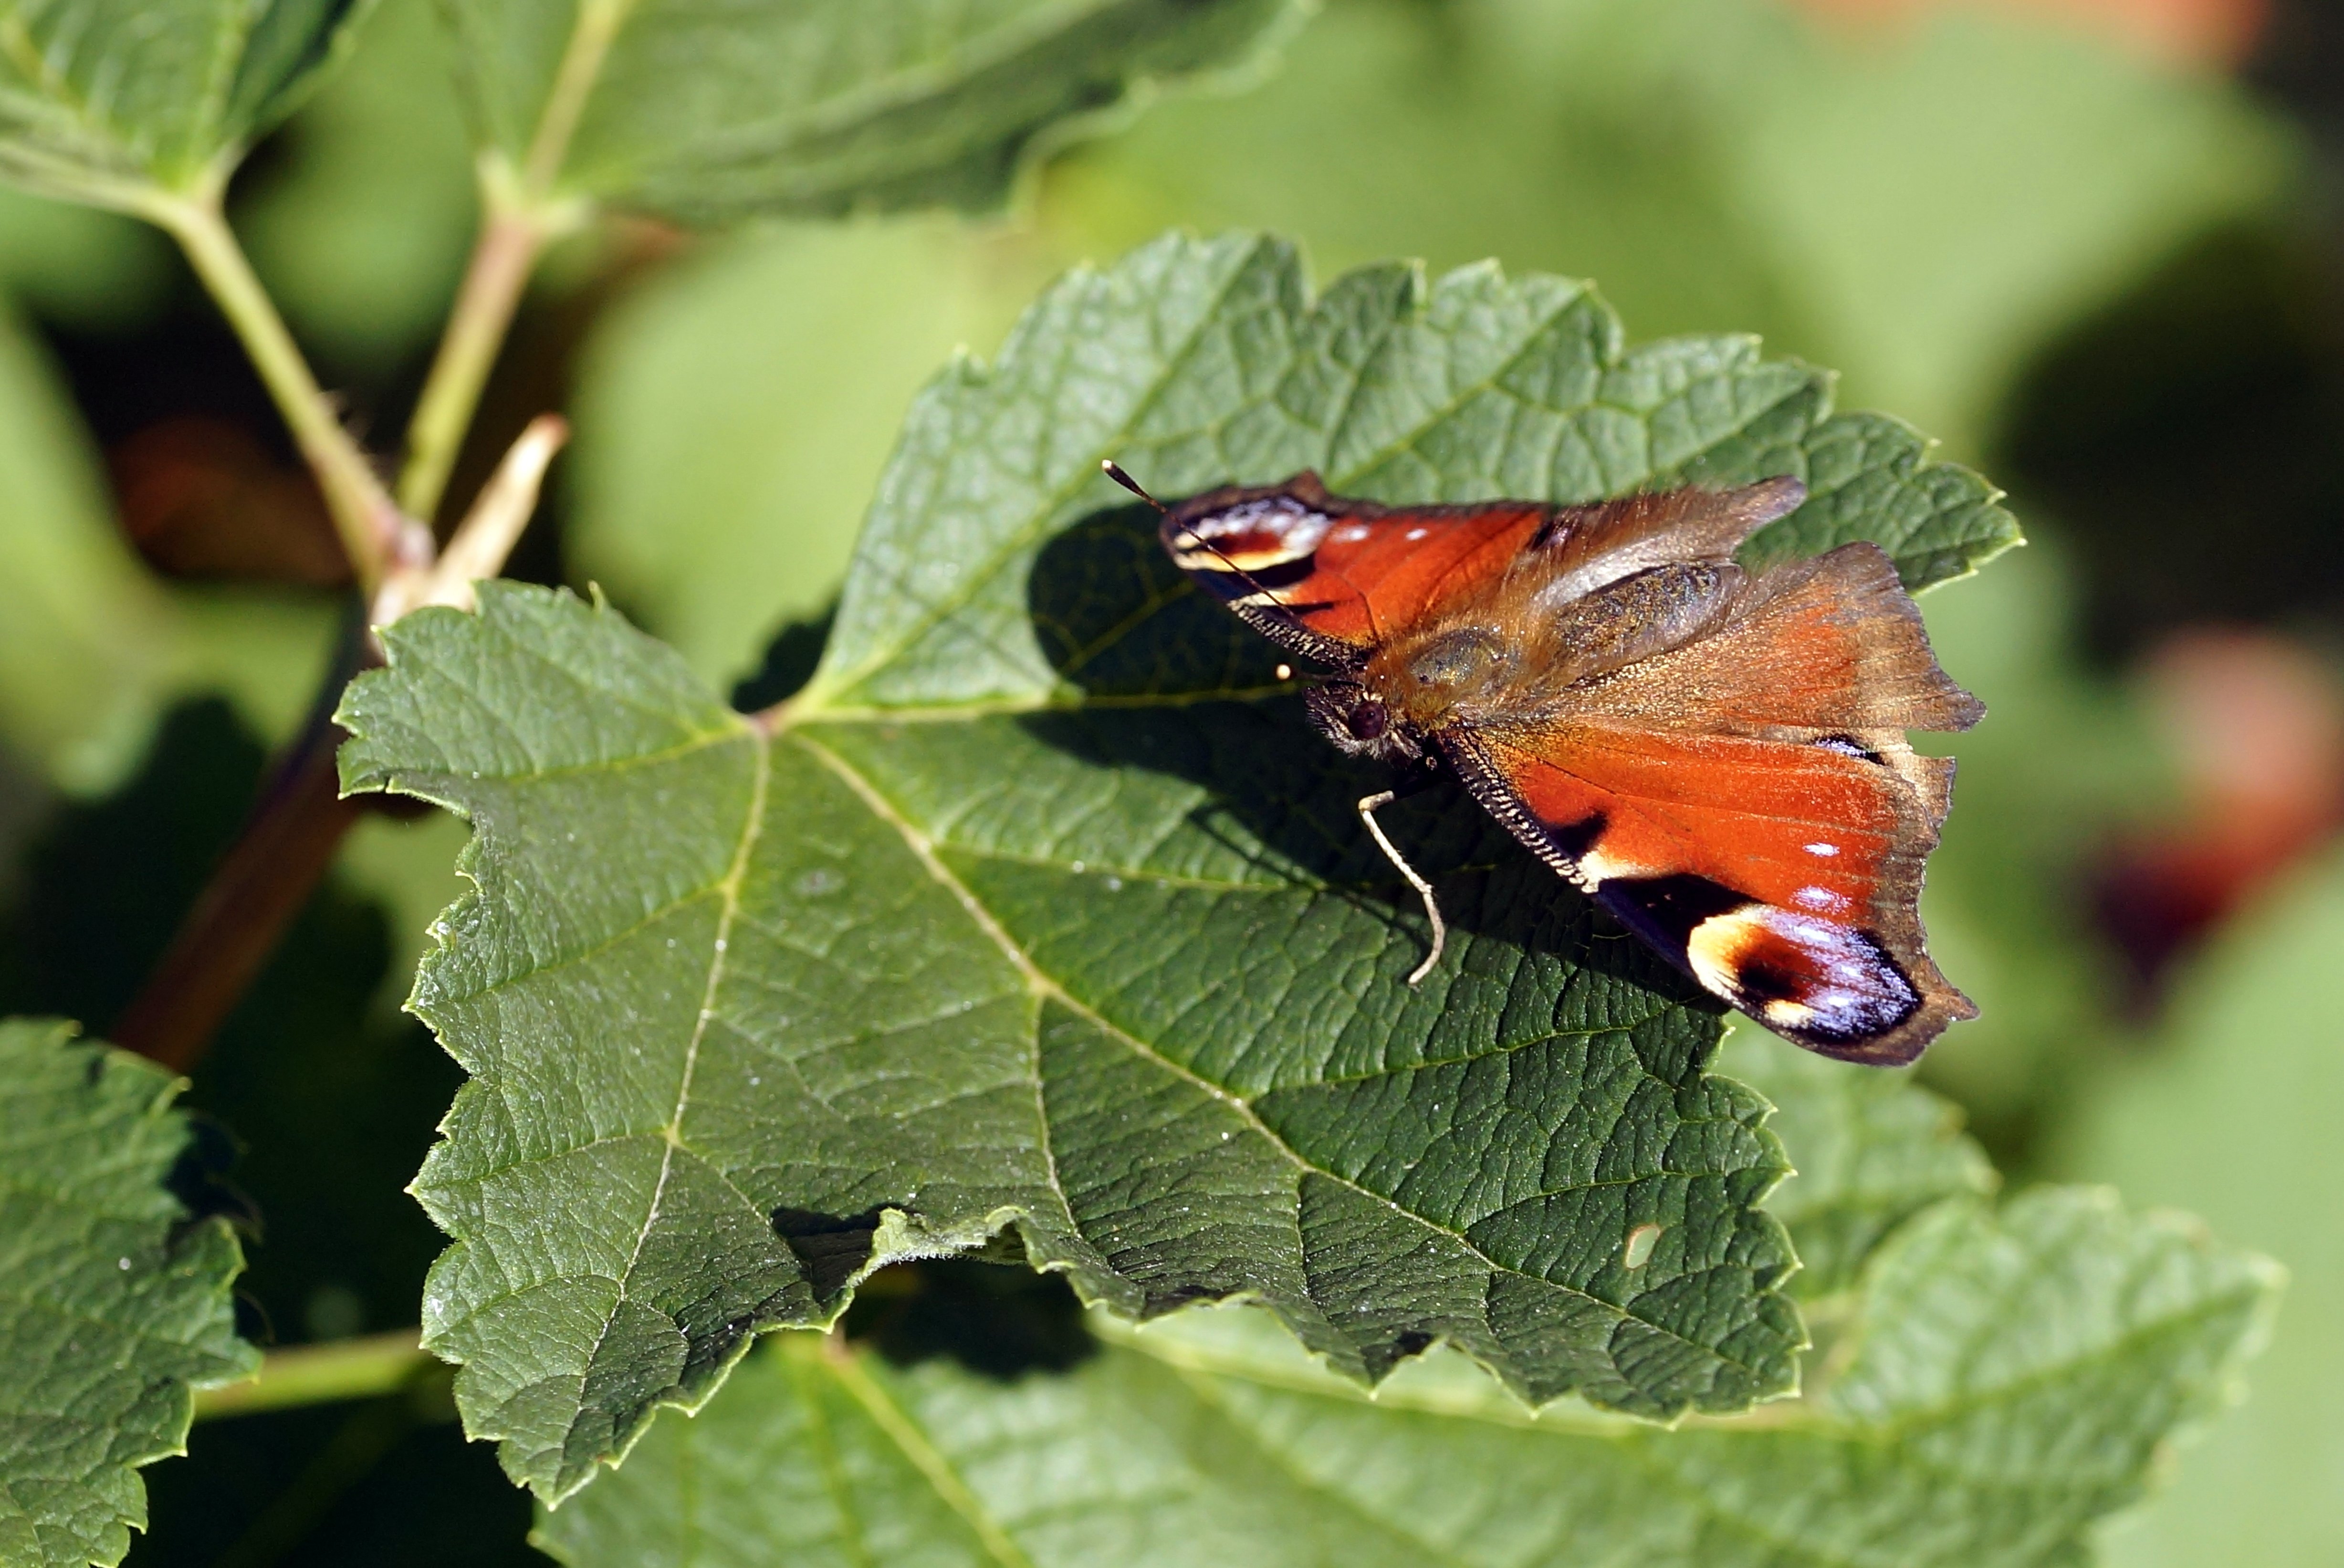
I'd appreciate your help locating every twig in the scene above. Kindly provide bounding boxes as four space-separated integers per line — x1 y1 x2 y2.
109 613 379 1072
376 414 569 624
196 1329 435 1421
140 183 413 595
397 175 577 522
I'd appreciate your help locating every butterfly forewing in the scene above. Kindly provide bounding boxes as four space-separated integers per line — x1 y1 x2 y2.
1163 473 1552 664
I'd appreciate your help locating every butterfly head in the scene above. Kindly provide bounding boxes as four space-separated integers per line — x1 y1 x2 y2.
1306 679 1423 764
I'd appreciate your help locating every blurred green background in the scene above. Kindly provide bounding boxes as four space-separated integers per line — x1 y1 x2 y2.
3 0 2339 1560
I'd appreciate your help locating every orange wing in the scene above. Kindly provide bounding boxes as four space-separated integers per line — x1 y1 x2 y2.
1161 473 1808 668
1444 719 1972 1064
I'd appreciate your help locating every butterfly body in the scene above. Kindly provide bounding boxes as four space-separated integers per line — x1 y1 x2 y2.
1148 468 1983 1066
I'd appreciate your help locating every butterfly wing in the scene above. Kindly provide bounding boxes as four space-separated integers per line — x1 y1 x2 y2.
1519 541 1985 740
1439 544 1982 1064
1445 720 1969 1063
1161 473 1808 668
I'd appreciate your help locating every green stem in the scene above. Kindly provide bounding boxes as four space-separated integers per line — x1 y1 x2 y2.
197 1329 437 1420
397 0 629 524
146 185 403 593
395 166 569 522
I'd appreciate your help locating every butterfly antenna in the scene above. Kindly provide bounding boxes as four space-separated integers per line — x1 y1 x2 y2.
1358 790 1446 985
1119 460 1306 620
1101 460 1167 512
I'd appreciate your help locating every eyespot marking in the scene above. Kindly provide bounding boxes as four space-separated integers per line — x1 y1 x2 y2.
1171 497 1332 574
1685 904 1920 1043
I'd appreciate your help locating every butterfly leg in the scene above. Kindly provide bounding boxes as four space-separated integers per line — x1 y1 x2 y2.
1358 789 1447 985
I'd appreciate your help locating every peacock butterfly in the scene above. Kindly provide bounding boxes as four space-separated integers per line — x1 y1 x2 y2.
1108 460 1982 1066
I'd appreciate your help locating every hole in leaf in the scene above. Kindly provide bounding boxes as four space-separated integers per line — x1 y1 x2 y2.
843 1259 1094 1381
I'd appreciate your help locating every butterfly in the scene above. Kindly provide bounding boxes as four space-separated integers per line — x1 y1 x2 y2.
1108 460 1983 1066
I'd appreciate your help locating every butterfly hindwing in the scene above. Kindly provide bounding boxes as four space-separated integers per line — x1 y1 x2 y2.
1444 714 1971 1064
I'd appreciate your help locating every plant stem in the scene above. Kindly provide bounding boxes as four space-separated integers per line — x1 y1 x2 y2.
111 613 381 1072
197 1329 437 1421
396 171 565 522
146 186 403 593
398 0 628 524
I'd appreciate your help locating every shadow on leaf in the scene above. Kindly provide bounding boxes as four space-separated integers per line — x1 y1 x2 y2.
1023 502 1711 1012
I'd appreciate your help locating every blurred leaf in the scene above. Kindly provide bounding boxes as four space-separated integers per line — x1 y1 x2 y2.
1048 0 2292 449
0 303 173 780
1905 541 2166 1158
571 0 2262 682
0 303 335 790
2057 848 2344 1566
341 230 2017 1501
1044 0 1819 358
0 189 169 329
0 1018 258 1568
568 219 1048 684
1666 1 2292 444
440 0 1308 223
1717 1025 1993 1299
0 0 368 204
238 0 478 377
338 807 472 1015
535 1188 2276 1568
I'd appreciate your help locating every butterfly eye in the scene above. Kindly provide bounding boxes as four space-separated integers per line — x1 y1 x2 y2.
1349 699 1391 741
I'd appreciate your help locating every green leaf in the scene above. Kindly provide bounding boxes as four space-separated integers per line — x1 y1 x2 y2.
439 0 1307 223
2055 847 2344 1566
0 0 367 203
534 1187 2278 1568
0 1018 258 1568
1718 1025 1994 1299
1049 0 2289 449
0 188 168 329
339 231 2017 1502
